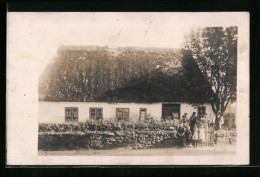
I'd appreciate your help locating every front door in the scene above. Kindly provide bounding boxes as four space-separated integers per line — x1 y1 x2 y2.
139 108 147 121
162 104 180 120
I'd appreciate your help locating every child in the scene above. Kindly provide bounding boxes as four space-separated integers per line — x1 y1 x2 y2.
198 123 205 147
192 124 199 148
177 123 186 149
185 126 192 148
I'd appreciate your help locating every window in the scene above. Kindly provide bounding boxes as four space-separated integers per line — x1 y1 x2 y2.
89 107 103 121
116 108 129 121
197 106 206 118
162 104 180 120
139 108 147 121
65 107 78 122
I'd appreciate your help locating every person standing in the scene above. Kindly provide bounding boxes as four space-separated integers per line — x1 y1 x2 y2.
208 120 215 146
215 111 224 131
182 113 188 123
201 113 209 145
200 113 207 124
192 124 199 148
198 123 205 147
189 112 197 135
185 126 192 148
177 123 186 149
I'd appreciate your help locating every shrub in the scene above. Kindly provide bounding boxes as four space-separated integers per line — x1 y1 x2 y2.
38 120 180 133
39 120 231 150
38 120 180 150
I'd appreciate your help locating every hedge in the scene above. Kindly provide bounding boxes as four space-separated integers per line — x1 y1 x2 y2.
38 121 236 150
38 120 181 132
38 121 181 150
38 130 177 150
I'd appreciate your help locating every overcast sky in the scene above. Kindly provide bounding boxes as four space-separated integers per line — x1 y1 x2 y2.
7 12 246 74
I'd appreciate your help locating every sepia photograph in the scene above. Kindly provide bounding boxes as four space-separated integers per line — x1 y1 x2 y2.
6 12 249 165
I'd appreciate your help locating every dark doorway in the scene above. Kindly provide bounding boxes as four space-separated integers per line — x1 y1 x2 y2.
162 104 180 120
139 108 147 121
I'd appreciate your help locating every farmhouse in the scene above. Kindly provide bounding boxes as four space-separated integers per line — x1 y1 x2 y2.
39 46 216 123
39 101 215 123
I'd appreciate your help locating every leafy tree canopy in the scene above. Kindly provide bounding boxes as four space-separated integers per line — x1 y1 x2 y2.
184 27 237 116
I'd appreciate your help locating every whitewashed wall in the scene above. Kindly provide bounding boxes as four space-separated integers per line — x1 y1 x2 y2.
38 102 162 123
180 103 215 122
38 101 215 123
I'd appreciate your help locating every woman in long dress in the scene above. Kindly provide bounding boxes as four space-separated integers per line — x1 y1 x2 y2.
192 124 199 148
198 123 205 147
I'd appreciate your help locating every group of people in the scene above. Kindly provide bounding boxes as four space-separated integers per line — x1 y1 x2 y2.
176 111 224 149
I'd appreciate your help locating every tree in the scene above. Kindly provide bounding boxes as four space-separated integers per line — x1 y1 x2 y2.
184 27 237 117
181 49 212 105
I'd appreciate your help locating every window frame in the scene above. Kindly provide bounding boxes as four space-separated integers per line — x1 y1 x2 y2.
65 107 79 122
89 107 103 121
162 104 181 120
116 108 130 121
197 106 206 118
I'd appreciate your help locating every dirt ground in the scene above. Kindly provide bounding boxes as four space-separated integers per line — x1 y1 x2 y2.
38 144 236 156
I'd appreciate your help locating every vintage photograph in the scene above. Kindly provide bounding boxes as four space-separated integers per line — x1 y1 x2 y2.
38 14 237 156
7 12 249 165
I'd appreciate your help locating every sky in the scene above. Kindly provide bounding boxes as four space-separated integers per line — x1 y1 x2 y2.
7 12 247 75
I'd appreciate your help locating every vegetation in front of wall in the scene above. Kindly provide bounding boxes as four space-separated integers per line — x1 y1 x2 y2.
38 130 176 150
38 120 236 151
38 120 180 150
38 120 180 132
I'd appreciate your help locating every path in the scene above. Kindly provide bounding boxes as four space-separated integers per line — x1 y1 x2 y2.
39 144 236 156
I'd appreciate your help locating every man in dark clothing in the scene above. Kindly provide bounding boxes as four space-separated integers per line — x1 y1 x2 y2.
189 112 197 135
185 126 192 148
177 123 186 149
181 113 188 123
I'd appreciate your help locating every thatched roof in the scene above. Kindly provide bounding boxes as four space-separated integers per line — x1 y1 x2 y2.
39 46 210 103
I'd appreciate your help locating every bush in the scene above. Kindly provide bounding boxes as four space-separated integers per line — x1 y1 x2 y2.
38 130 178 150
38 121 180 150
38 120 180 133
40 120 233 150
